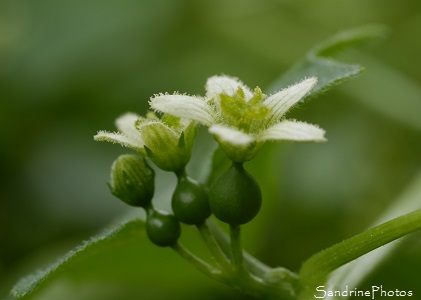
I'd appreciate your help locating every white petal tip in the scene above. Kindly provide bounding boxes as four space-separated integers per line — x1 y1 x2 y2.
94 131 144 150
206 75 253 99
149 94 215 126
260 120 326 143
209 125 254 146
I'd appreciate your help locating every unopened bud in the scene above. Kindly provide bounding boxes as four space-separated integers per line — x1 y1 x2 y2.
108 154 155 207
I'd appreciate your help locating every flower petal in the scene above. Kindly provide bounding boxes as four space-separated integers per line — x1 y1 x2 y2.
206 75 253 100
264 77 317 124
209 124 255 146
150 94 215 126
115 113 144 143
259 120 326 142
94 131 145 151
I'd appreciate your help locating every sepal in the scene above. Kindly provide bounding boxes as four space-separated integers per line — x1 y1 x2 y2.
136 117 197 172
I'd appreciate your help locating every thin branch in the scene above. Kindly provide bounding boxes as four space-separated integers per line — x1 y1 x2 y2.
196 221 231 271
207 218 271 277
171 242 227 283
230 224 245 273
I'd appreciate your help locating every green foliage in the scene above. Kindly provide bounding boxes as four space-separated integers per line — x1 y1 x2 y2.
10 218 146 299
268 25 387 98
326 169 421 292
300 210 421 285
5 18 421 300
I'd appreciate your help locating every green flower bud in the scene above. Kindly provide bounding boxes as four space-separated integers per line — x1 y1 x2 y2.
209 162 261 225
108 154 155 208
172 174 211 225
146 209 181 247
136 115 197 172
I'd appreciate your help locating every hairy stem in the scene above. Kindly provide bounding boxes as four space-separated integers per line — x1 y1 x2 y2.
300 209 421 286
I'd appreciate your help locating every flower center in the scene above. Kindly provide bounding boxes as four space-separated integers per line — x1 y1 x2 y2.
219 87 269 132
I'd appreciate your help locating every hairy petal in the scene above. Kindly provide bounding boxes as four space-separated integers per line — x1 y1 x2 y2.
94 131 145 151
264 77 317 124
206 75 253 100
209 124 255 146
259 120 326 142
150 94 215 126
115 113 144 143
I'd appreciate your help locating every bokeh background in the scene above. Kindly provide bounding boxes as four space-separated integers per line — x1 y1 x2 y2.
1 0 421 299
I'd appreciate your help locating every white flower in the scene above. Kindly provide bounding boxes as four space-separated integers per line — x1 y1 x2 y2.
150 75 326 162
94 113 196 172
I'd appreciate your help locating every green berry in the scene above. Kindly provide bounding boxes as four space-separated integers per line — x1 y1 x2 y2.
146 209 181 247
209 162 261 225
172 175 211 225
108 154 155 208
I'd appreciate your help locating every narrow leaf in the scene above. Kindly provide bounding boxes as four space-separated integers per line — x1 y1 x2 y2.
324 169 421 298
299 209 421 286
9 212 222 300
10 217 145 299
268 25 387 98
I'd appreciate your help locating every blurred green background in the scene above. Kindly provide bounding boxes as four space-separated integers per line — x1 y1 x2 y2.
1 0 421 299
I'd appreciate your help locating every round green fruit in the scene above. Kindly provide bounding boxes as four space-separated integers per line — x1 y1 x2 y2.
146 209 181 247
172 175 211 225
209 163 261 225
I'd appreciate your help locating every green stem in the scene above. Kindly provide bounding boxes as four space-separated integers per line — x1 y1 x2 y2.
207 218 271 277
172 238 278 298
197 221 231 271
230 224 245 274
299 209 421 286
174 168 187 180
171 242 227 283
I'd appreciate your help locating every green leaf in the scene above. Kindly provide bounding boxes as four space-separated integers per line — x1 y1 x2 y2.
9 212 227 300
299 209 421 285
10 216 146 299
297 169 421 299
268 25 387 98
325 169 421 294
10 128 223 300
